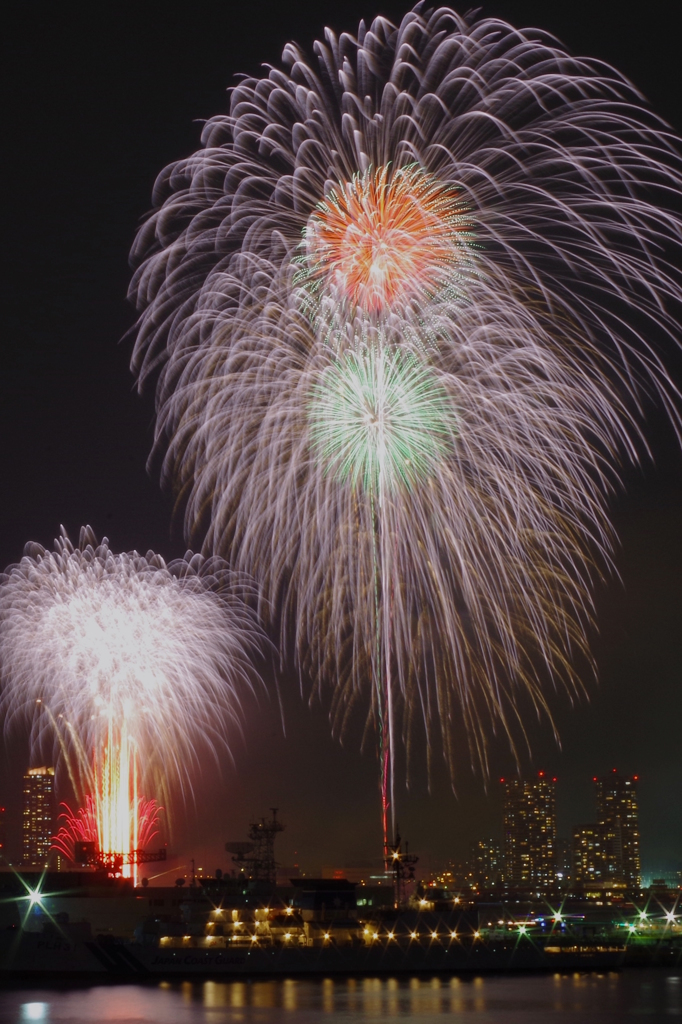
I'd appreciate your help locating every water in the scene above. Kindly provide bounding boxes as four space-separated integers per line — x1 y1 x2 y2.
0 971 680 1023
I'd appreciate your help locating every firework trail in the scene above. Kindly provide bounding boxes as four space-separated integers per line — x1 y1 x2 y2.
52 794 161 867
128 6 682 847
0 527 260 875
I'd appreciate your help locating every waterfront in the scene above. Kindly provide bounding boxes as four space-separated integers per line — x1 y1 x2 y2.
0 971 680 1023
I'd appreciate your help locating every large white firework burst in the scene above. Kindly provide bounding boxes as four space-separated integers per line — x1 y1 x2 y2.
128 5 682 833
0 526 261 810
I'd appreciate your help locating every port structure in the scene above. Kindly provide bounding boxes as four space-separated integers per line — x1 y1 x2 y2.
73 840 167 875
385 828 419 908
226 808 285 884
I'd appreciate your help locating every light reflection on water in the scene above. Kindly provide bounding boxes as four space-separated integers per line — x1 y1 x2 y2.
1 970 680 1023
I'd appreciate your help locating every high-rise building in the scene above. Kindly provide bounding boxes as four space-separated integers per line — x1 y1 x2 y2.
555 837 572 884
468 839 503 888
502 773 557 890
22 766 55 867
571 770 641 889
595 769 641 887
572 823 620 884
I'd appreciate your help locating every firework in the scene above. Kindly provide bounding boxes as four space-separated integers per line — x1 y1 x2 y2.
0 527 260 877
297 163 473 342
52 793 162 869
309 344 457 493
128 7 682 844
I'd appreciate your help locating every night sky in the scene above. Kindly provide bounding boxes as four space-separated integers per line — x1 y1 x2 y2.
1 0 681 881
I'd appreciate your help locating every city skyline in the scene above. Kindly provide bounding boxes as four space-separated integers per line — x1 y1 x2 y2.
0 760 674 889
1 0 681 875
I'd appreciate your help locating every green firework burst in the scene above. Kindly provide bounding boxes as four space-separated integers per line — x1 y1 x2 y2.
308 345 457 493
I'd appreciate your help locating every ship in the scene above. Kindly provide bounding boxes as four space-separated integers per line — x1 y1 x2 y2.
0 923 627 978
0 871 628 977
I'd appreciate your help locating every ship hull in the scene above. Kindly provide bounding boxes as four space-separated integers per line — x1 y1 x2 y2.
0 931 625 978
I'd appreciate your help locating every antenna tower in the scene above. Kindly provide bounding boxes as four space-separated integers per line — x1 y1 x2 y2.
226 808 285 884
385 827 419 908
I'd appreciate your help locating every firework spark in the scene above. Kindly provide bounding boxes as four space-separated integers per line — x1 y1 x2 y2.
0 527 260 876
52 792 162 870
128 7 682 844
309 344 457 493
300 164 472 319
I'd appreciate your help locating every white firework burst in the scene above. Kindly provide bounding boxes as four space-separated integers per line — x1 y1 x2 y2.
0 526 261 811
128 6 682 837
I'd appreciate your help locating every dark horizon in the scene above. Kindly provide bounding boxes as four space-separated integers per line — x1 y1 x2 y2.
1 0 681 878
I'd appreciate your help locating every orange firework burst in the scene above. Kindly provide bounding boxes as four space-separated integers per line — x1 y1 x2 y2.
302 164 470 315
